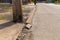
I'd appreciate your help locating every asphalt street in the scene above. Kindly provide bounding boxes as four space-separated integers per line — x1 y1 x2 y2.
32 3 60 40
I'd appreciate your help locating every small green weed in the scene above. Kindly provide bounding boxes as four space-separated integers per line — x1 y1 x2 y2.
0 16 2 20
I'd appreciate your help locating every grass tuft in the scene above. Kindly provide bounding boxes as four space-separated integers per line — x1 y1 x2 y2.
0 16 2 20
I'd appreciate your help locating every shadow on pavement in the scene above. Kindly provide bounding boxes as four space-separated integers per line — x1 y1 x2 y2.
0 21 16 29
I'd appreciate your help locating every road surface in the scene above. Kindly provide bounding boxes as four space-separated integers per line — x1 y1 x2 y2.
32 3 60 40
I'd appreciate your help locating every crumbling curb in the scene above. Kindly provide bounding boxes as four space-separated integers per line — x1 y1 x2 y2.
25 6 36 29
16 5 36 40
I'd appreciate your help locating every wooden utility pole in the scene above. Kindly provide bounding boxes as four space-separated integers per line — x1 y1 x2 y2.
28 0 31 3
12 0 23 22
34 0 36 5
0 0 1 3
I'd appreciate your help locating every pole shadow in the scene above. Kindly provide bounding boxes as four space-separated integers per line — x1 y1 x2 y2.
0 21 16 29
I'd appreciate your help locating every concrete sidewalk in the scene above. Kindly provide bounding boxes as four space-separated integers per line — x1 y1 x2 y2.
0 20 24 40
